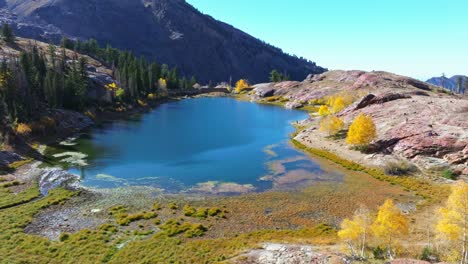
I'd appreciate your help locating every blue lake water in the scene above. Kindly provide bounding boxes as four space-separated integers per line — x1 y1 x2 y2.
47 98 343 194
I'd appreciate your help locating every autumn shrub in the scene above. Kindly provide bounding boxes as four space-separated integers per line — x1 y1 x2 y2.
346 113 377 146
137 99 147 107
168 202 178 210
16 123 32 135
318 105 331 116
234 79 250 93
319 115 344 136
384 160 418 176
147 93 156 100
84 110 96 120
115 88 125 100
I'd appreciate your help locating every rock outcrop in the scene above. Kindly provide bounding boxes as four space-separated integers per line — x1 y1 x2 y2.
251 70 468 175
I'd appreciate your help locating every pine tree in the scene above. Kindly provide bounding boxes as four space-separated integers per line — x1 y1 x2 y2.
270 70 283 83
464 77 468 94
190 76 197 88
456 76 463 94
1 24 15 44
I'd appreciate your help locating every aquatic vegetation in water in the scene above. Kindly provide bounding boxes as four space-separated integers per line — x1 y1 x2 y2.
96 174 129 186
263 144 279 157
59 137 78 146
191 181 256 194
52 152 88 166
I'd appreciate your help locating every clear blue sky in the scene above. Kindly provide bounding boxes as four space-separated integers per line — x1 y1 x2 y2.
186 0 468 80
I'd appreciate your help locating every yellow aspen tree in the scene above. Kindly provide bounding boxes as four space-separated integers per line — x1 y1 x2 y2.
235 79 250 93
158 78 167 90
346 113 377 145
338 207 373 259
319 115 344 136
436 181 468 264
371 199 409 260
331 96 346 113
318 105 331 116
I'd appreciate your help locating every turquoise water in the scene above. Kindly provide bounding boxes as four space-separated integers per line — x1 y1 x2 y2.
47 98 343 193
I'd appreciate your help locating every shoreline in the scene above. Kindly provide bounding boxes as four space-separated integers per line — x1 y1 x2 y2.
0 94 450 262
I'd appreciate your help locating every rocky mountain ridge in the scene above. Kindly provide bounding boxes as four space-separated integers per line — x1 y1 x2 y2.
0 0 327 83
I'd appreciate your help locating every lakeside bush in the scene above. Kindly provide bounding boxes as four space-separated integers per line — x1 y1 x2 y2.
384 160 418 176
319 115 344 136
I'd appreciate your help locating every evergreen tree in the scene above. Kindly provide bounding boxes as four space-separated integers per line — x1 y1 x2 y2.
464 77 468 94
270 70 282 83
1 24 15 44
456 76 463 94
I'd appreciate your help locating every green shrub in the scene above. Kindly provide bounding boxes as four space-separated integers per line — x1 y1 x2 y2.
442 169 458 180
183 205 196 216
194 208 208 219
421 246 437 261
184 223 207 238
384 160 418 176
168 202 178 210
207 207 222 217
152 202 161 211
59 233 70 242
372 246 385 259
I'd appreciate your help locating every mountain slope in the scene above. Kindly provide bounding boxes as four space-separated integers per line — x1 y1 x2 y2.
0 0 326 83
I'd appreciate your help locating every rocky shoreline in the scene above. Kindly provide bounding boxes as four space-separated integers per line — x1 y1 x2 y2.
248 70 468 178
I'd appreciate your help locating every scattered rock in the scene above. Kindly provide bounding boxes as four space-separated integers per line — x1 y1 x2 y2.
39 168 80 195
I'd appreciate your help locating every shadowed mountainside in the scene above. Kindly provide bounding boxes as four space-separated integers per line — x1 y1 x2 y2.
0 0 326 83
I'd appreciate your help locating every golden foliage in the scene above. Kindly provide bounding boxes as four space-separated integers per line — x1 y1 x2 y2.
84 111 96 120
319 115 344 136
137 99 148 107
115 88 125 99
147 93 156 100
338 207 373 258
318 105 331 116
105 82 118 90
158 78 167 90
436 182 468 262
371 199 408 258
16 123 32 135
235 79 250 93
331 96 346 113
346 113 377 145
